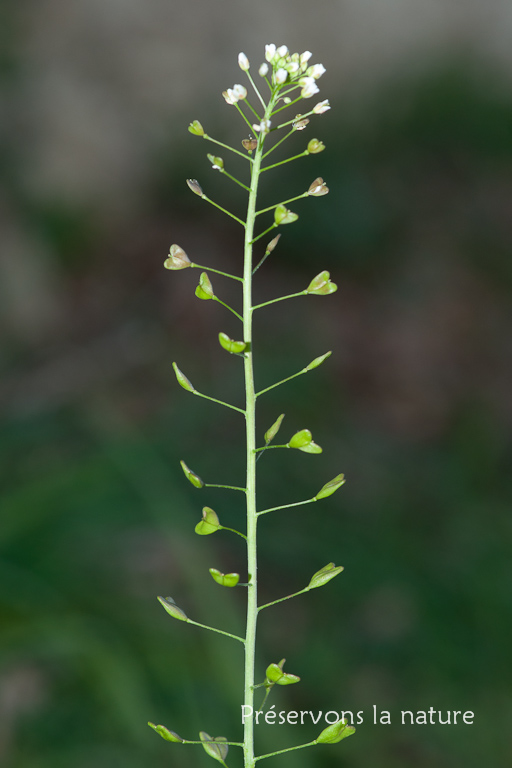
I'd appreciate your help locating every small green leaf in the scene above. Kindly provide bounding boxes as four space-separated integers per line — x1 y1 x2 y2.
265 661 300 685
219 332 247 354
305 351 332 371
199 732 229 763
157 596 188 622
209 568 240 587
195 507 221 535
306 270 337 295
274 205 299 225
148 722 184 742
288 429 312 449
173 362 195 392
316 720 355 744
164 244 191 270
315 474 346 500
308 562 344 590
264 413 285 444
298 440 322 454
195 272 214 300
180 460 204 488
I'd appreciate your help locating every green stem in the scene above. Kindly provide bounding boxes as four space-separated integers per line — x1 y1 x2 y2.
255 741 317 762
220 169 251 192
186 618 245 644
261 151 308 173
252 291 306 311
235 101 257 132
262 128 295 159
204 134 254 163
219 525 248 541
203 195 246 227
255 368 308 397
191 389 245 414
242 89 279 768
212 296 244 322
257 496 316 516
250 223 278 244
190 263 243 282
255 192 307 216
258 587 310 612
205 483 247 493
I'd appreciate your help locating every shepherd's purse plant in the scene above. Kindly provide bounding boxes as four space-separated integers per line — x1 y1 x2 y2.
149 43 355 768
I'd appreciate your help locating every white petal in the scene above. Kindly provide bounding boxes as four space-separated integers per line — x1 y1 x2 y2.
300 51 313 65
313 99 330 114
310 63 326 79
277 45 288 57
259 62 269 77
238 52 250 71
275 68 287 84
265 44 276 62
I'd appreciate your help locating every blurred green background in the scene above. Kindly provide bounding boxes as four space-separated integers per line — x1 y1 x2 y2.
1 2 511 767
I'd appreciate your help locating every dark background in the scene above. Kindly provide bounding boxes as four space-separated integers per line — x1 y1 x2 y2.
1 2 511 767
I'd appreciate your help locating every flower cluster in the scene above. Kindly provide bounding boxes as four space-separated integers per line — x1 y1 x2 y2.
222 83 247 105
261 44 326 98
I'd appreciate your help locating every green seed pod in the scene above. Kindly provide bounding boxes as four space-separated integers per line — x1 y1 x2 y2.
207 153 224 170
264 413 285 444
307 138 325 154
306 270 337 295
164 244 191 270
180 460 204 488
148 722 184 742
316 720 355 744
288 429 312 449
308 562 344 589
209 568 240 587
172 362 195 392
315 474 346 500
298 440 322 454
265 662 300 685
195 272 215 300
199 732 229 763
188 120 205 137
274 204 298 225
305 351 332 371
187 178 204 196
218 332 247 354
265 233 281 254
195 507 221 535
157 596 188 622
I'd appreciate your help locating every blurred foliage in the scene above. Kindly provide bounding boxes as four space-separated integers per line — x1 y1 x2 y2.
1 62 511 768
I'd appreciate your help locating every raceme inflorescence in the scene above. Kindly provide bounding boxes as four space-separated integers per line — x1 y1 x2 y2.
148 43 355 768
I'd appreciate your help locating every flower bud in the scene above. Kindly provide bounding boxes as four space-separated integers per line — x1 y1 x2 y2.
308 63 326 79
188 120 204 136
148 722 184 742
195 271 214 300
300 50 313 67
218 332 247 354
275 68 287 84
259 62 269 77
187 178 204 196
242 137 258 152
200 732 229 763
313 99 330 114
264 413 285 444
306 270 337 295
180 460 204 488
172 362 195 392
265 44 277 63
274 205 298 225
252 119 271 134
209 568 240 587
308 177 329 196
276 45 289 57
307 138 325 154
238 52 250 71
195 506 221 535
308 562 344 589
315 474 346 500
164 244 191 270
157 596 188 621
265 233 281 254
300 79 320 98
305 350 332 370
207 154 224 170
316 720 355 744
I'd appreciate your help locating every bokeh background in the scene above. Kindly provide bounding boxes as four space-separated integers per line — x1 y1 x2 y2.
1 2 511 767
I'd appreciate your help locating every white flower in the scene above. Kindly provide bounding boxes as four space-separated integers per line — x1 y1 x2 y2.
313 99 330 114
275 68 287 84
252 119 271 134
300 51 313 66
233 84 247 99
222 84 247 105
238 52 250 71
287 62 299 74
265 44 276 62
259 62 269 77
276 45 288 57
309 63 326 79
301 79 320 98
